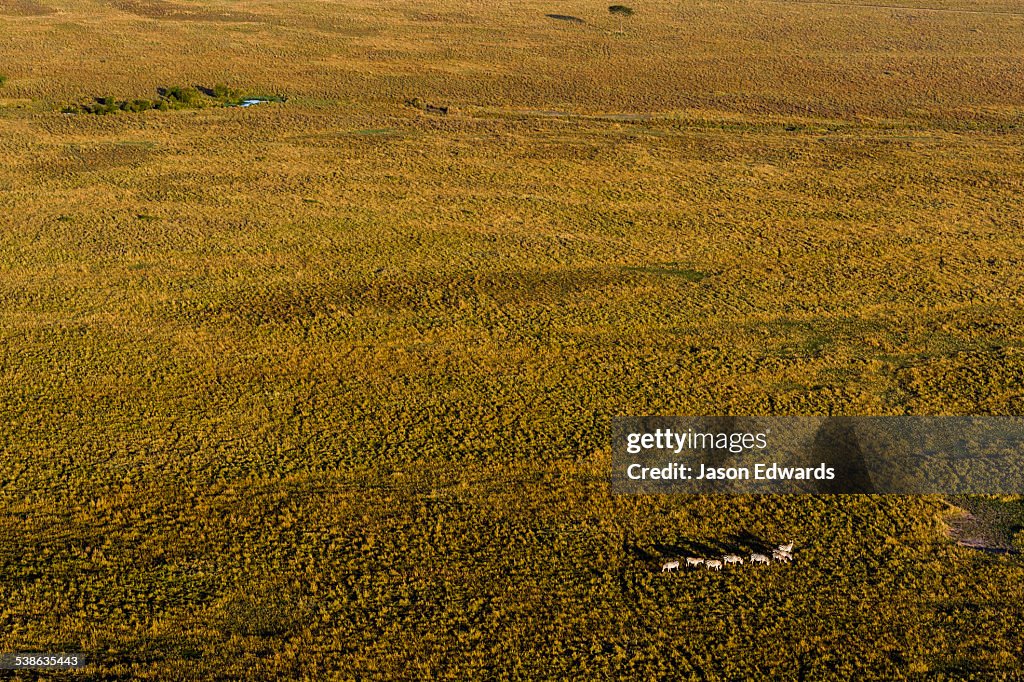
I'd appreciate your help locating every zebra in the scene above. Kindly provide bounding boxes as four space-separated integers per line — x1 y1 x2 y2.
685 557 705 569
722 554 743 567
662 560 680 572
772 550 792 563
705 559 723 571
750 553 771 565
777 543 794 554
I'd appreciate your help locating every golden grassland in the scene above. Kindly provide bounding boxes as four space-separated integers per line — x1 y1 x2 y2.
2 0 1024 678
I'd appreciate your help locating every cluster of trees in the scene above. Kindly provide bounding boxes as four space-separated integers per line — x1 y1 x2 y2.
61 84 284 115
64 96 167 115
62 86 204 115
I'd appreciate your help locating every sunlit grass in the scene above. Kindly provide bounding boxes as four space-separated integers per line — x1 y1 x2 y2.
1 0 1023 678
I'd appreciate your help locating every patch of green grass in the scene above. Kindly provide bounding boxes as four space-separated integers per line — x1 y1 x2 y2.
351 128 397 136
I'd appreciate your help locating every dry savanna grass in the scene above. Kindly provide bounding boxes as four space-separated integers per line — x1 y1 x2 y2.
2 1 1024 679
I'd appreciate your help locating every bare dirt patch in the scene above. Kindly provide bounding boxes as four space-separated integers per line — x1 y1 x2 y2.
945 507 1019 555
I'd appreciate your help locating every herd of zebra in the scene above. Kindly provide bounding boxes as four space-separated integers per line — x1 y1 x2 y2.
661 543 795 572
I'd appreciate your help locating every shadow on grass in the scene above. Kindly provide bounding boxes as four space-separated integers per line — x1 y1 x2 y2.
623 263 707 282
725 530 776 554
546 14 585 24
640 530 785 568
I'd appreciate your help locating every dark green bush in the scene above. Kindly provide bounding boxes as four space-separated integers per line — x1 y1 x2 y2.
609 5 634 16
159 85 201 106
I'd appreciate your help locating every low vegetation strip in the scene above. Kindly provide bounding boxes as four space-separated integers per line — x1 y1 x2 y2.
61 84 285 115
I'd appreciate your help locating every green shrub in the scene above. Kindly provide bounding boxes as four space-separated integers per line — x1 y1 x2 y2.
609 5 634 16
159 85 201 106
63 85 286 115
0 75 7 87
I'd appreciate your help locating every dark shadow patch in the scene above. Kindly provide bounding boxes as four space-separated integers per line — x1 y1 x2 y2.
546 13 585 23
724 530 776 555
808 418 877 494
0 0 54 16
651 538 725 558
106 0 260 23
624 263 706 282
185 267 639 328
211 286 334 327
218 579 309 638
623 542 657 563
